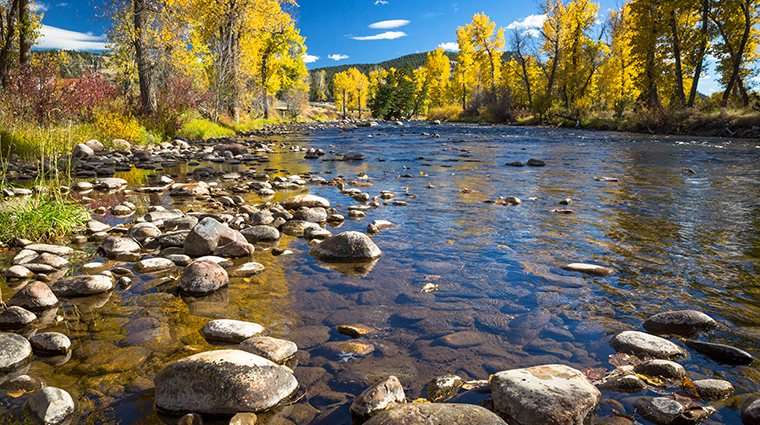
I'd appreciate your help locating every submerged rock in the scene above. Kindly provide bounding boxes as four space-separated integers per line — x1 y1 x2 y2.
364 403 507 425
200 319 268 343
609 331 686 359
98 236 141 261
154 349 298 414
741 398 760 425
686 379 734 401
48 275 113 297
239 336 297 364
309 231 381 262
490 364 600 425
683 339 755 365
29 332 71 355
643 310 717 335
26 387 76 425
178 260 229 296
0 306 36 329
350 376 406 419
561 263 614 277
634 359 686 380
427 374 464 402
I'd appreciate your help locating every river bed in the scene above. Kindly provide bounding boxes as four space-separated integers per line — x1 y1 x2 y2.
1 122 759 424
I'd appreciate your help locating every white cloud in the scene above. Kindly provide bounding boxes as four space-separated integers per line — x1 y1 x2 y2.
368 19 410 29
37 25 108 51
302 54 319 63
524 28 541 38
507 14 546 30
374 0 388 4
352 31 407 41
438 41 459 52
56 2 68 6
328 54 349 61
32 2 49 12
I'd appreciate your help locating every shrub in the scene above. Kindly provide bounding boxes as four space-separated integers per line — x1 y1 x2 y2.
427 105 463 121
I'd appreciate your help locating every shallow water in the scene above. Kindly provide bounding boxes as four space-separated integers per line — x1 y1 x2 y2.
2 123 759 424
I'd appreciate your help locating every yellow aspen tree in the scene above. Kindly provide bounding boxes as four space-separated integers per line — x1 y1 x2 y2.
333 70 350 118
465 12 505 102
711 0 759 105
422 48 451 108
452 27 476 109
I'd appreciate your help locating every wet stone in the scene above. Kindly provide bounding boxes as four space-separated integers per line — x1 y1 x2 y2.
633 397 684 425
427 374 464 402
178 260 229 296
683 339 755 365
309 231 382 262
0 332 33 372
323 341 375 358
164 216 198 231
98 236 141 261
597 374 647 393
134 257 175 273
741 398 760 425
0 306 36 329
609 331 686 359
438 331 486 348
154 349 298 415
364 403 507 425
164 254 191 267
7 281 58 310
241 225 281 244
561 263 614 277
350 375 406 419
642 310 717 335
31 253 69 269
491 364 600 425
25 244 73 257
281 220 321 237
48 275 113 297
200 319 268 343
5 265 34 279
184 217 246 257
29 332 71 355
336 324 374 339
230 262 265 277
687 379 735 401
26 387 76 425
634 359 686 380
128 222 162 244
280 194 330 210
213 241 255 257
239 336 297 364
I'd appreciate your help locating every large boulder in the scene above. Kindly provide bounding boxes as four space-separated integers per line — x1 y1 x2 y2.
177 260 229 296
0 332 33 372
280 194 330 210
490 364 600 425
364 403 507 425
350 376 406 419
48 275 113 297
309 231 381 262
642 310 717 335
184 217 247 258
610 331 687 359
154 349 298 415
98 236 141 261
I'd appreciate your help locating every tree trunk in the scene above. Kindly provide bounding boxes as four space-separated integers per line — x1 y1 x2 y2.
688 0 710 106
0 0 20 84
722 0 751 104
514 33 533 108
668 11 685 106
18 0 30 65
133 0 157 115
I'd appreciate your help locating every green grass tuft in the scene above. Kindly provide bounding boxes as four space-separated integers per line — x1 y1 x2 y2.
0 191 89 244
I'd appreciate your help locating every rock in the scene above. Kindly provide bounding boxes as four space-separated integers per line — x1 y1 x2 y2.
527 158 546 166
230 262 265 277
685 379 734 401
164 217 199 231
25 244 73 257
490 364 600 425
248 210 274 225
281 220 321 237
73 182 93 191
683 339 755 365
292 207 328 223
200 319 268 343
229 412 258 425
72 143 94 158
561 263 614 277
184 217 247 257
323 341 374 358
154 349 298 414
597 374 647 393
85 139 104 152
93 177 128 190
364 403 507 425
213 241 255 258
280 194 330 210
128 222 162 244
144 209 185 225
304 226 332 241
134 258 175 273
634 360 686 380
111 138 131 150
31 253 69 269
170 182 210 197
178 260 229 296
367 220 394 234
610 331 686 359
7 281 59 310
5 265 34 279
0 332 32 372
48 275 113 297
98 236 142 261
29 332 71 355
194 255 233 267
741 398 760 425
159 231 190 249
177 413 203 425
0 306 36 328
239 336 297 364
642 310 717 335
26 387 76 425
309 231 381 262
438 331 486 348
633 397 683 425
241 226 280 243
350 376 406 419
427 374 463 402
336 324 374 339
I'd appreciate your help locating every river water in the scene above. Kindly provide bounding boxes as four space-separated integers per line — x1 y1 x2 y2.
1 123 759 424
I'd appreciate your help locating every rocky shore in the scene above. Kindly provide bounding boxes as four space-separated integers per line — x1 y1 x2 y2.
0 121 758 425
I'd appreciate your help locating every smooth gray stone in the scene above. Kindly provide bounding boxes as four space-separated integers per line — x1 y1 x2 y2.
177 260 229 296
48 275 113 297
364 403 507 425
0 332 33 372
7 281 59 311
309 231 381 262
29 332 71 355
26 387 76 425
350 376 406 419
200 319 267 343
610 331 686 359
643 310 717 335
239 336 297 364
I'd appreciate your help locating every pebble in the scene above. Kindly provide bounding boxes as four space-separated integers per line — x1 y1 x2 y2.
350 376 406 419
230 262 265 277
134 258 175 273
5 265 34 279
336 324 375 339
561 263 615 277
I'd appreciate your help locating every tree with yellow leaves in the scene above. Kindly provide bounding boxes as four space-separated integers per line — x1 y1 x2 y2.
422 47 451 108
465 12 505 102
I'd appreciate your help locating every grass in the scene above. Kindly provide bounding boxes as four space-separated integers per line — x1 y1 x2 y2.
0 190 89 244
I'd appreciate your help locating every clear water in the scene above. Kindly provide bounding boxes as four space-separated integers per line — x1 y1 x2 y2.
1 123 759 424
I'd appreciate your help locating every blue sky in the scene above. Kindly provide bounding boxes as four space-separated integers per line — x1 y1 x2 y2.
36 0 725 94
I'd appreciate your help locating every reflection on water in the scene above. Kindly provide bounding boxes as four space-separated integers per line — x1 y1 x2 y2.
1 124 759 424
